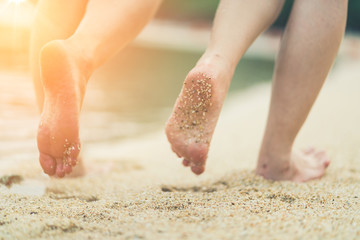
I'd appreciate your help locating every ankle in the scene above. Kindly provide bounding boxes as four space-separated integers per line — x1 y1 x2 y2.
197 51 236 74
256 159 293 181
63 38 94 79
257 145 292 171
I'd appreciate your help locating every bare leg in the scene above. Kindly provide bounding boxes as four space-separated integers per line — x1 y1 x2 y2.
30 0 89 177
36 0 162 177
30 0 88 112
166 0 285 174
256 0 348 182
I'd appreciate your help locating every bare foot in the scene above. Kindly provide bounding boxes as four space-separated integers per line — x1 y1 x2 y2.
37 40 90 178
256 147 330 182
165 55 234 175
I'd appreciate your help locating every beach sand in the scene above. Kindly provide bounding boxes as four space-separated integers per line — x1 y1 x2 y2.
1 57 360 239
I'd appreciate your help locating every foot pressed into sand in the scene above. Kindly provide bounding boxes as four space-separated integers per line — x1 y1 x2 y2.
256 147 330 182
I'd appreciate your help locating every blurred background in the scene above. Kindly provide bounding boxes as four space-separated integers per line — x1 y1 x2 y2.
1 0 360 70
0 0 359 162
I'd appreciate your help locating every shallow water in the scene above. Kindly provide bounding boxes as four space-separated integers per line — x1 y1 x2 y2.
0 45 273 166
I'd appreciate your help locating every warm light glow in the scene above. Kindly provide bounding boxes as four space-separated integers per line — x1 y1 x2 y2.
7 0 26 5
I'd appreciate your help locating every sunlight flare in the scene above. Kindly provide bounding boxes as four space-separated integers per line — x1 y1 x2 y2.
7 0 26 5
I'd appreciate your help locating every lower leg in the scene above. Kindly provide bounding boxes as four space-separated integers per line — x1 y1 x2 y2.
30 0 88 112
37 0 162 177
257 0 348 182
65 0 162 70
166 0 285 174
30 0 89 177
204 0 285 66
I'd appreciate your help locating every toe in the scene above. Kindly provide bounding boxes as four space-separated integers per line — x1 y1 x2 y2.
56 168 65 178
303 147 315 155
188 144 208 167
63 156 73 174
323 159 330 168
191 165 205 175
313 150 330 168
69 142 81 161
321 154 331 168
314 150 326 158
39 153 56 176
64 164 72 174
182 159 190 167
55 158 65 178
70 156 78 167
